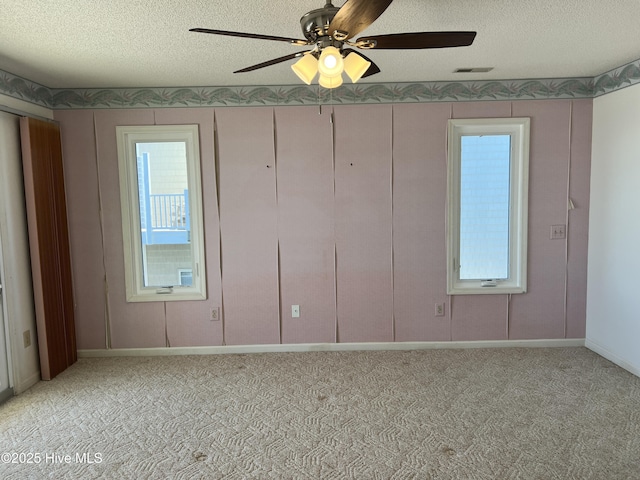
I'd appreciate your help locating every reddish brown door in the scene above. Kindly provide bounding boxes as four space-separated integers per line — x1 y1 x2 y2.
20 117 76 380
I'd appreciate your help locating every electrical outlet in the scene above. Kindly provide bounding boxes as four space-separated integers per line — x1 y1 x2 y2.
23 330 31 348
210 307 220 321
291 305 300 318
435 303 445 317
550 224 566 240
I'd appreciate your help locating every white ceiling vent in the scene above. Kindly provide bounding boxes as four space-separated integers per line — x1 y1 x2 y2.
454 67 494 73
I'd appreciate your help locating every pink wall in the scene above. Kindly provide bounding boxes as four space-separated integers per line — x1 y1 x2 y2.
334 105 394 342
274 107 336 344
393 103 452 341
55 100 592 349
215 108 280 345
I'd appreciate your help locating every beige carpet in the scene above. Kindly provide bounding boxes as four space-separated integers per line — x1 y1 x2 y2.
1 347 639 479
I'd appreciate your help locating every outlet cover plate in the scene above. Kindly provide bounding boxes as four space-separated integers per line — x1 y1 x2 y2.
550 224 566 239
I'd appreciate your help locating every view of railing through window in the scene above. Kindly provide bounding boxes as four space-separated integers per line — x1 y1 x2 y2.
149 193 189 230
135 143 192 287
136 150 190 246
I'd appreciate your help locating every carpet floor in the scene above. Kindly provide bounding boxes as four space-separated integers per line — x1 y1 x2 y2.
1 347 639 479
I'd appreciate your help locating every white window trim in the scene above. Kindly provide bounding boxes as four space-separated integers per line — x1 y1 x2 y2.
446 118 530 295
116 125 207 302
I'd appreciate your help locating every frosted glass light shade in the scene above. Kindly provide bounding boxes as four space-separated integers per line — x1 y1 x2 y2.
318 74 343 89
318 46 344 78
343 52 371 83
291 54 318 85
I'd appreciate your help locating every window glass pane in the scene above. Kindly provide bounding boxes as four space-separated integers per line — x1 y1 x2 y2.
179 269 193 286
135 142 192 287
459 135 511 280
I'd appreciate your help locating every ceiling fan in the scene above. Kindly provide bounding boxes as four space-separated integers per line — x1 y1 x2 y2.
190 0 476 89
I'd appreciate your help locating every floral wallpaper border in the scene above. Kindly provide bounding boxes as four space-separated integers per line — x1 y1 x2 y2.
0 71 52 108
2 57 639 110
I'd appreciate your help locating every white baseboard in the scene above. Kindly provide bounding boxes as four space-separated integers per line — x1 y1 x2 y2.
13 370 40 395
585 338 640 378
78 338 585 358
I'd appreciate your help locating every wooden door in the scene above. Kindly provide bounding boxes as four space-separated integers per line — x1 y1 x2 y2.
20 117 76 380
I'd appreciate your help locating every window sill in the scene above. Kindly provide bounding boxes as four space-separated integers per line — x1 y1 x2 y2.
447 285 526 295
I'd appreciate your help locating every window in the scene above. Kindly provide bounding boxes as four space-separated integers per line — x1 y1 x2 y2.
116 125 206 302
178 269 193 287
447 118 530 294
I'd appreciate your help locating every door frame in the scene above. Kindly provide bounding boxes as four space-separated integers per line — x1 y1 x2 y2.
0 261 15 403
0 106 42 395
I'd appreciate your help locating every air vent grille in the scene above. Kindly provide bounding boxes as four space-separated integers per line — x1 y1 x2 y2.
454 67 494 73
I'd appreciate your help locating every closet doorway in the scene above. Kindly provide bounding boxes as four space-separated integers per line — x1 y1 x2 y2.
0 110 21 403
0 109 39 401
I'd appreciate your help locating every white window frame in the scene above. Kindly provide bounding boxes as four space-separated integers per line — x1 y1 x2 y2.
447 118 530 295
116 125 207 302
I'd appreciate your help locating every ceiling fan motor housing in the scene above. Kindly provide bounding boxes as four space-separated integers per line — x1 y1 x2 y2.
300 4 340 42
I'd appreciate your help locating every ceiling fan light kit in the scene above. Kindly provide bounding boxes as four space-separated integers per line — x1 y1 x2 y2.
319 74 343 89
190 0 477 89
291 54 319 85
343 52 371 83
319 46 344 77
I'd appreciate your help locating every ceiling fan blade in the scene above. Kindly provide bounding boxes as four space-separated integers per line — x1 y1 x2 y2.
233 52 309 73
327 0 394 40
358 31 477 49
190 28 309 46
342 49 381 78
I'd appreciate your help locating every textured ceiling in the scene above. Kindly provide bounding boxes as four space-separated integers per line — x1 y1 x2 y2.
1 0 639 89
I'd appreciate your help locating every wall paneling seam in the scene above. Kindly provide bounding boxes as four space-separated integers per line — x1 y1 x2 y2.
507 294 511 339
390 105 396 342
563 102 574 339
331 108 339 343
164 302 170 347
273 109 283 345
446 104 453 341
212 111 226 346
508 102 513 339
92 113 111 349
